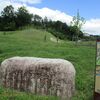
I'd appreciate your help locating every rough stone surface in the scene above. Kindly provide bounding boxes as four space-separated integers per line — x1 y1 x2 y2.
0 57 76 100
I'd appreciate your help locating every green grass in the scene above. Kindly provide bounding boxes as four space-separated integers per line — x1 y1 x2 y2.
0 86 59 100
97 59 100 65
0 28 96 100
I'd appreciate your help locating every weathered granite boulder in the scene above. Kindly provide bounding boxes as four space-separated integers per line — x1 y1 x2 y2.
0 57 76 100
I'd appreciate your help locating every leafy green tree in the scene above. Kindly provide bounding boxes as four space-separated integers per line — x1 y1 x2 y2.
16 6 33 28
33 14 42 22
33 14 42 27
0 16 3 30
43 17 48 29
54 21 62 31
70 9 85 41
69 26 79 41
46 20 53 28
1 5 15 19
0 5 16 31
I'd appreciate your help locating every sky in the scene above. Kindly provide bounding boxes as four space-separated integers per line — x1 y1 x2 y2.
0 0 100 35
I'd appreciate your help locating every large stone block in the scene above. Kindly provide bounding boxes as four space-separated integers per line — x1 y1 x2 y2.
0 57 76 100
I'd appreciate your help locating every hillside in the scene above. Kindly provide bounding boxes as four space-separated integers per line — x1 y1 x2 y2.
0 28 96 100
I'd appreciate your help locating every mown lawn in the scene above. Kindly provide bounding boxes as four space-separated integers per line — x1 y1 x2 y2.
0 28 96 100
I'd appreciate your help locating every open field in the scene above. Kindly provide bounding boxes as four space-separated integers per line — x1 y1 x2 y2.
0 28 96 100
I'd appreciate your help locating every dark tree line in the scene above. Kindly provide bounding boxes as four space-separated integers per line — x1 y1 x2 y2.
0 5 84 41
0 5 33 31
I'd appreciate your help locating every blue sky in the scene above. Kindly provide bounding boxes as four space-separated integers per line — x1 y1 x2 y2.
0 0 100 35
29 0 100 20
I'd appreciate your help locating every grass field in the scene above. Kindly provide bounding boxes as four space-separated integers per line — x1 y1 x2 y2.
0 28 96 100
0 86 60 100
97 59 100 65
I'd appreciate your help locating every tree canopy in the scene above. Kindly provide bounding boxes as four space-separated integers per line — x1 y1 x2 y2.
70 10 85 41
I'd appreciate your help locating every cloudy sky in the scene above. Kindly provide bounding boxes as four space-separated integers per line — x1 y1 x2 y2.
0 0 100 35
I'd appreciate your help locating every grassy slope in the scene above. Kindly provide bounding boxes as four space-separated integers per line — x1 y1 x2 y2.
0 28 96 100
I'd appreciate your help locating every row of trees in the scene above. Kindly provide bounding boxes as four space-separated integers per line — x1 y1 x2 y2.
0 5 85 41
0 5 33 31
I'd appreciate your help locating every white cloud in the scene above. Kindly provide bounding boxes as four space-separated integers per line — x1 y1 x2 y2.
0 0 22 13
0 0 42 12
0 0 100 35
12 0 42 4
27 7 72 24
82 19 100 35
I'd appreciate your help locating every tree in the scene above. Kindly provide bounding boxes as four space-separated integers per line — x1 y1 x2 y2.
16 6 33 28
33 14 42 22
43 16 48 29
0 5 16 31
1 5 15 19
70 9 85 41
54 21 62 31
33 14 42 27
